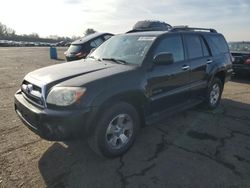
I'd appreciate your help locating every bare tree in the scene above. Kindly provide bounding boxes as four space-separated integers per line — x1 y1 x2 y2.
0 22 16 37
29 33 39 38
0 22 77 43
0 23 4 36
84 28 96 36
71 35 81 41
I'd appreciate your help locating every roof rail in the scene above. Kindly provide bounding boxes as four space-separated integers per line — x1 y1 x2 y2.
170 26 217 33
126 29 168 33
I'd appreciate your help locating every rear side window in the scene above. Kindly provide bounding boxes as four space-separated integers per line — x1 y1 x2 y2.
154 35 184 62
103 34 113 40
201 38 210 56
185 35 203 59
94 37 104 46
90 37 104 48
209 35 229 54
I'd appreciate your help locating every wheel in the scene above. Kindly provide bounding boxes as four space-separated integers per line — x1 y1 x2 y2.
88 102 140 158
204 77 223 109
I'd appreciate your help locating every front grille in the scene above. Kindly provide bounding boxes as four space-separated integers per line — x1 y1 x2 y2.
21 80 44 107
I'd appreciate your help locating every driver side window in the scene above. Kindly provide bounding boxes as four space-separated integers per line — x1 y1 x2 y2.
154 35 184 62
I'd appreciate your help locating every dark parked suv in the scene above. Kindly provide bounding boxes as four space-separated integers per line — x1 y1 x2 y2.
64 32 113 61
228 41 250 75
14 26 232 157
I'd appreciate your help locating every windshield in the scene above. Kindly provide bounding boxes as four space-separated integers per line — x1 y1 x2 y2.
229 42 250 52
87 35 156 65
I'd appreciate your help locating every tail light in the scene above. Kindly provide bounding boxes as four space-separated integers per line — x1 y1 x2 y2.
245 58 250 65
76 52 87 58
230 54 235 62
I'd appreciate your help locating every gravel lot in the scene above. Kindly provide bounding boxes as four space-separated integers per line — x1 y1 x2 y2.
0 47 250 188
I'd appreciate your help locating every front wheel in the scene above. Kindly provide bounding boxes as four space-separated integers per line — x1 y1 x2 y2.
88 102 140 158
204 77 223 109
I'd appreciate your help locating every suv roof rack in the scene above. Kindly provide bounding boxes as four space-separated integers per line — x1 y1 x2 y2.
170 26 217 33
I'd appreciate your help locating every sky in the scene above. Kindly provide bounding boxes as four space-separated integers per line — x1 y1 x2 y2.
0 0 250 41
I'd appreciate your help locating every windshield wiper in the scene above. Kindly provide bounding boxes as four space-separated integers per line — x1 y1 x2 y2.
102 58 127 65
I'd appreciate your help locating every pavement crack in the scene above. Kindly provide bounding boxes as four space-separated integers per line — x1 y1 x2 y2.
154 126 169 135
215 130 234 157
234 155 250 164
218 103 250 122
116 155 156 188
173 144 242 178
245 146 250 151
194 107 250 122
187 130 218 141
231 130 250 138
125 163 156 179
116 155 127 188
147 134 168 161
152 110 244 178
227 114 250 122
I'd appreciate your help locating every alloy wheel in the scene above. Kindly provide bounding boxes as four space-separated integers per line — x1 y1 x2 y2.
105 114 134 149
210 83 220 105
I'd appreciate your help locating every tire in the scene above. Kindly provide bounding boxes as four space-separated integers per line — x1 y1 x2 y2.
88 102 140 158
204 77 223 110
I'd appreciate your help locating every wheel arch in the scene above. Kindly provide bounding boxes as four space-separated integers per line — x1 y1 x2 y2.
214 71 226 85
87 90 148 135
209 69 226 88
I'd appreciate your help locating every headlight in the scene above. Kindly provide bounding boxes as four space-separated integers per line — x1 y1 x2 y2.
46 87 86 106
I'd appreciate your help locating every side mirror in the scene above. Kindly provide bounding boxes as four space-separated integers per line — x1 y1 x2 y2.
153 52 174 65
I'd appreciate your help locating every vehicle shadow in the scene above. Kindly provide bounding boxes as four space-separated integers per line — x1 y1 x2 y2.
38 98 250 188
38 140 107 188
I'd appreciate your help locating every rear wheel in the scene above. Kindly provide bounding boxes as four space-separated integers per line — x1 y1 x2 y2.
204 77 223 109
88 102 140 158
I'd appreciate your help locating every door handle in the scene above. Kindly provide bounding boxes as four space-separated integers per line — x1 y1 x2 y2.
182 65 190 71
206 59 213 64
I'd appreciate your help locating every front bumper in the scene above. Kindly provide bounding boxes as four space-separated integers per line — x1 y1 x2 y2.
14 91 94 141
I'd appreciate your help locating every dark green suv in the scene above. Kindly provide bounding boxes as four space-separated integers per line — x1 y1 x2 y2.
15 26 232 157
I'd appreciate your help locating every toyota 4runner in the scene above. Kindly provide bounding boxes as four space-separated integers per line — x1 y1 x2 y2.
14 26 233 157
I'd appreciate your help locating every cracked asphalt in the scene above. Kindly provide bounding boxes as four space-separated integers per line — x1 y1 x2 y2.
0 47 250 188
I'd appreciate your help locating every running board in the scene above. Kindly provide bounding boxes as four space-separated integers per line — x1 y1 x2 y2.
145 99 203 126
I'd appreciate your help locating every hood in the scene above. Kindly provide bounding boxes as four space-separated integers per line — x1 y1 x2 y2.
24 60 136 87
25 60 113 84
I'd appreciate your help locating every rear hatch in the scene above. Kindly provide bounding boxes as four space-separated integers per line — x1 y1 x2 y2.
67 44 82 54
65 44 88 61
231 52 250 65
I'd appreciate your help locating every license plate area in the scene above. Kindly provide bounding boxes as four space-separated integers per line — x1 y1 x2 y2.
15 103 40 129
